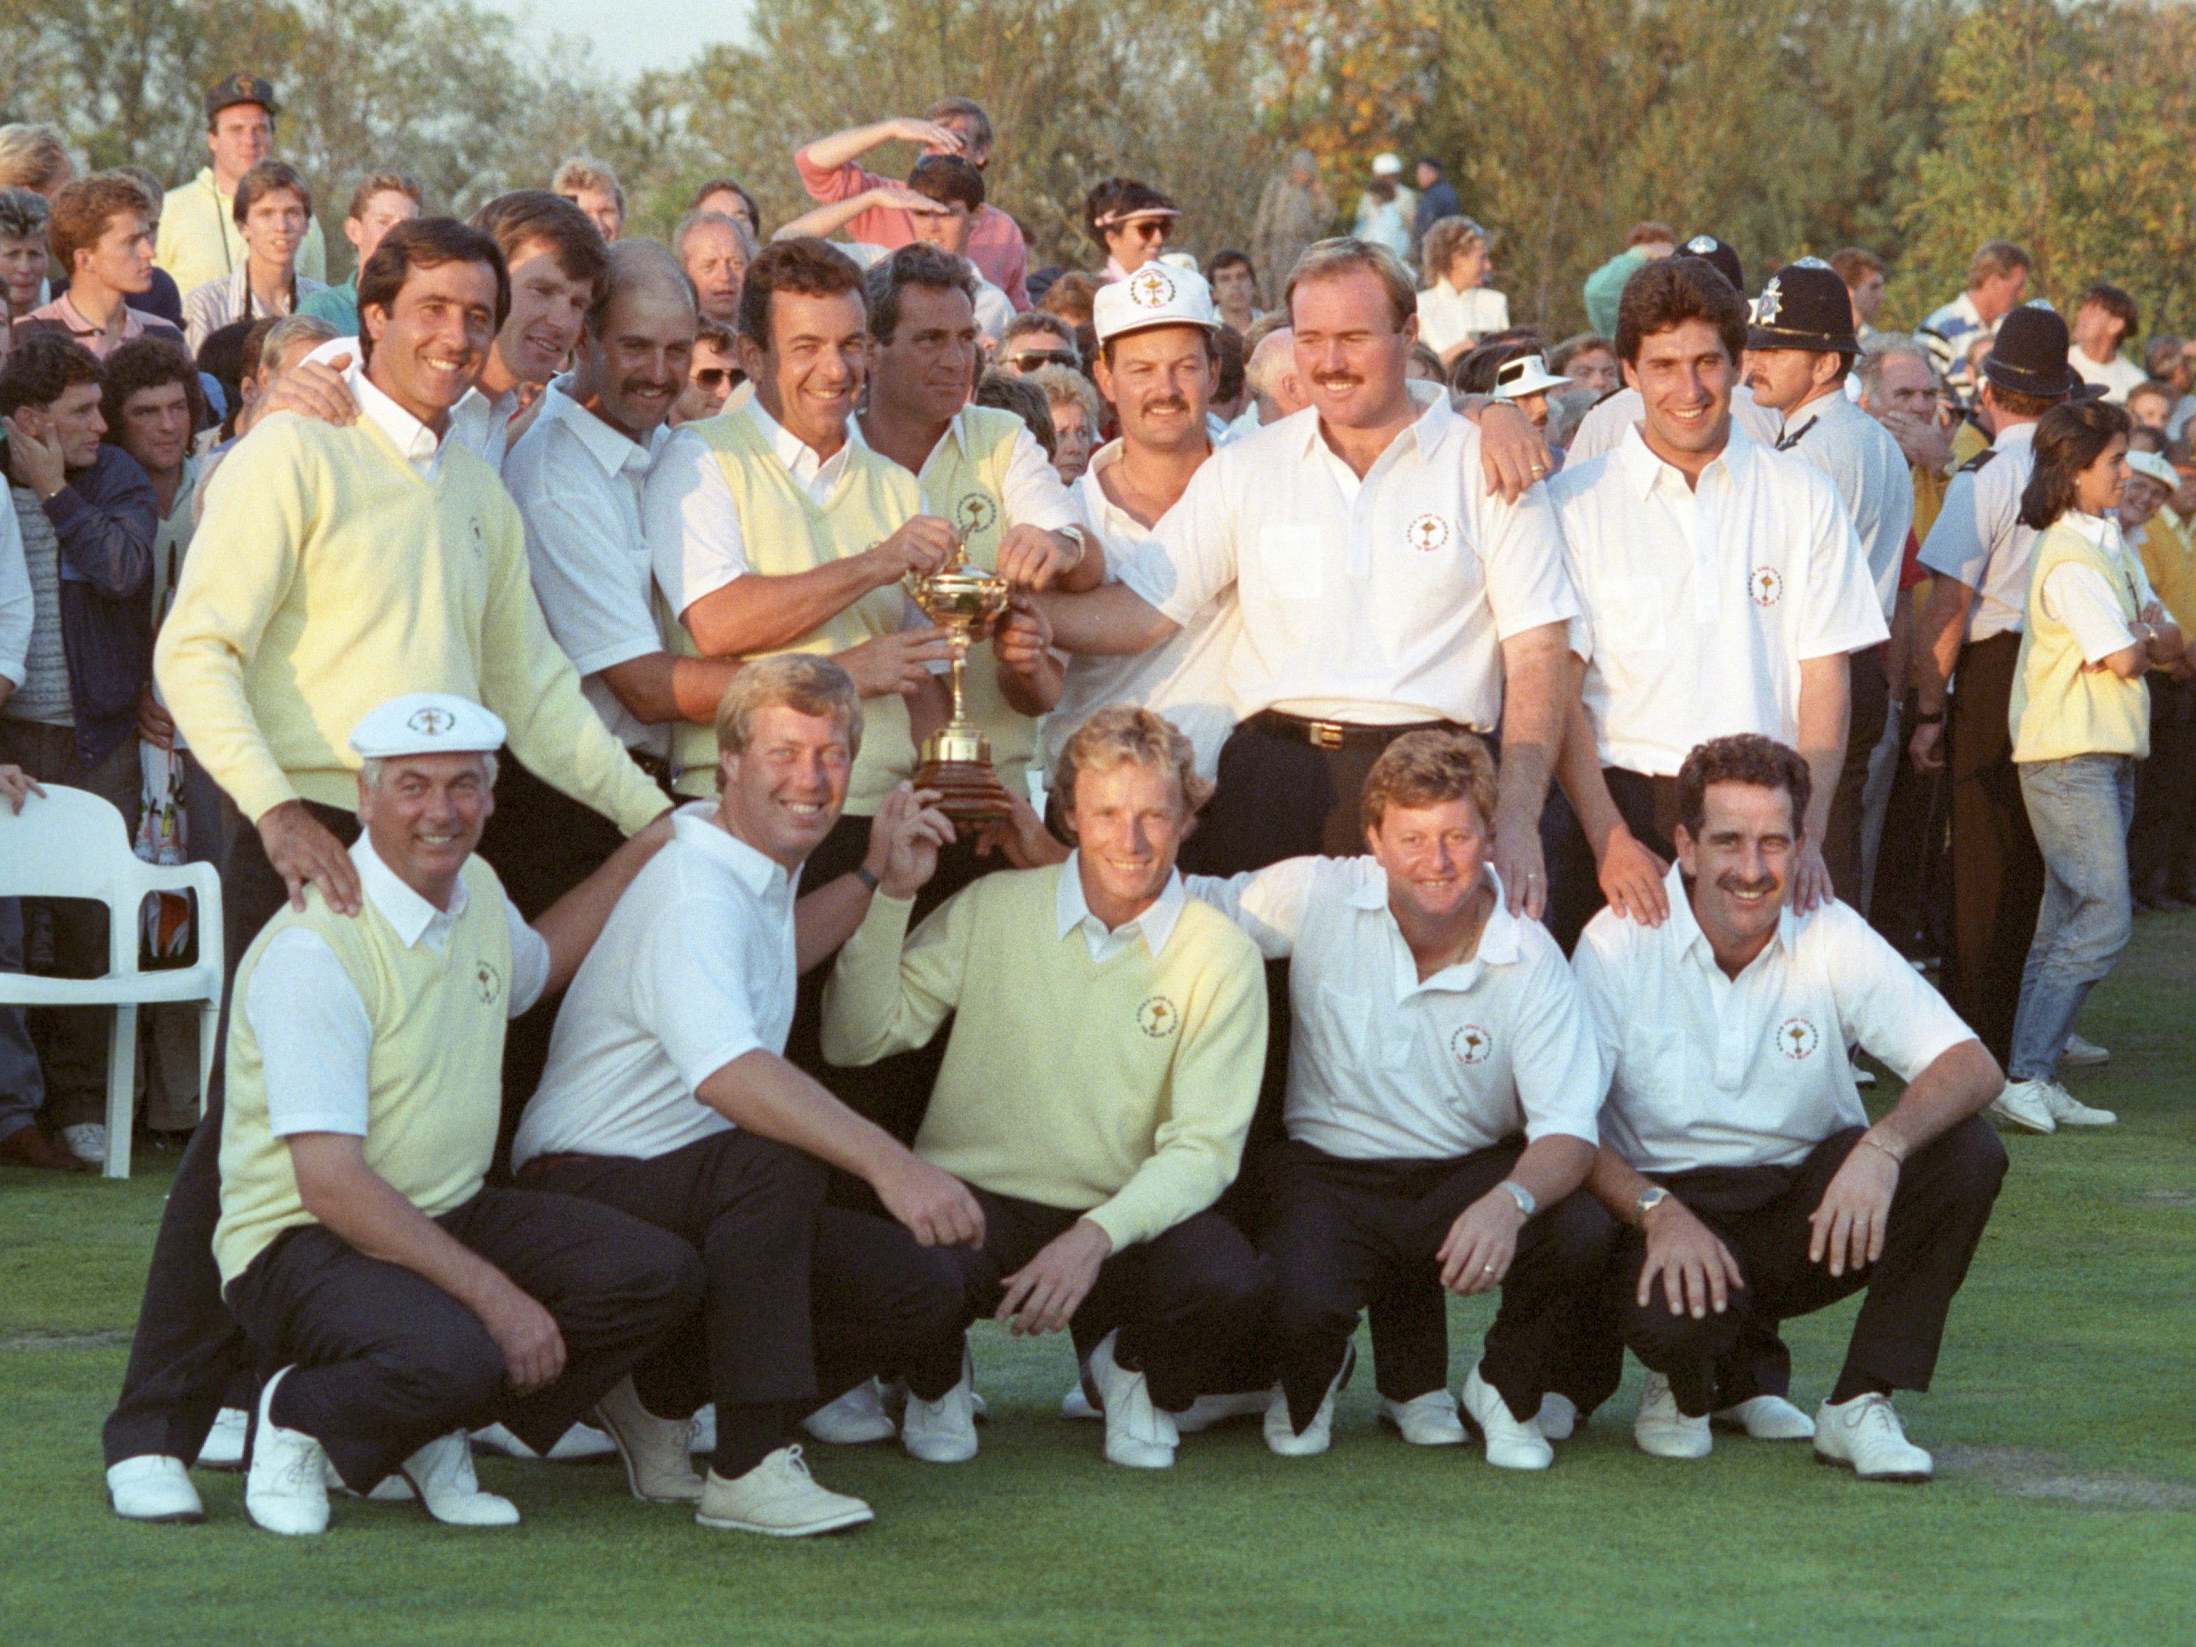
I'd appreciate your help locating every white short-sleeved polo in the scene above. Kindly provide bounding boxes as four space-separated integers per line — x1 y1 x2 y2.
1040 440 1240 783
1551 423 1887 777
1776 391 1915 623
2038 512 2158 661
503 379 673 757
1917 422 2039 643
1187 857 1603 1160
1143 386 1578 729
1572 864 1977 1175
511 803 800 1168
1567 382 1782 464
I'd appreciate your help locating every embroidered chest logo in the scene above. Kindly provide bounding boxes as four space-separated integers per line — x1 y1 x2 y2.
1405 512 1452 554
1128 268 1177 310
1750 566 1784 608
475 960 503 1005
1776 1016 1819 1060
953 492 999 537
1450 1023 1492 1066
407 706 454 737
1137 995 1179 1038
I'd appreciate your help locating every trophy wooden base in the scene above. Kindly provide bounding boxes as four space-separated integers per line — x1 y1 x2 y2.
913 759 1015 824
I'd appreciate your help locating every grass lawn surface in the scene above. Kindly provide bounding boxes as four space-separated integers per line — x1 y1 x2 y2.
5 916 2194 1645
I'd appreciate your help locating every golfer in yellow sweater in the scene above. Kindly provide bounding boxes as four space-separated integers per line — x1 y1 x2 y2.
823 707 1269 1471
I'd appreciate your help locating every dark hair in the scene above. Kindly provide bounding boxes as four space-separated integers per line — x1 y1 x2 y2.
46 175 151 272
908 154 984 214
238 316 282 389
101 336 208 434
1827 247 1885 285
1987 382 2060 421
2142 337 2185 378
738 236 864 347
1038 269 1098 326
865 242 978 344
356 217 511 365
469 190 606 304
2018 398 2132 531
1450 338 1535 396
194 317 255 427
1550 332 1615 374
1625 220 1676 249
345 169 424 223
0 330 101 416
1211 324 1246 404
695 315 735 353
1676 734 1812 841
1616 256 1749 367
924 97 995 154
1083 177 1176 248
974 371 1056 459
1208 248 1256 288
2077 282 2139 342
689 176 761 234
232 160 312 227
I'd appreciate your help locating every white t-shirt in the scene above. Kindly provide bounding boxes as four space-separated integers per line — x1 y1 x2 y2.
1415 283 1510 359
2040 512 2158 662
1550 423 1887 776
2071 347 2147 405
1144 386 1579 728
511 803 799 1167
1188 857 1602 1161
1573 865 1975 1175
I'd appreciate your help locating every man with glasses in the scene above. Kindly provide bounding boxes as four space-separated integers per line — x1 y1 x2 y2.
1088 180 1179 283
676 318 744 423
995 312 1081 378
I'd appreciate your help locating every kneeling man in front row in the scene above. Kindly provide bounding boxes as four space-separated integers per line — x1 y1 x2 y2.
823 708 1269 1470
216 695 703 1536
1186 731 1615 1468
1573 734 2007 1481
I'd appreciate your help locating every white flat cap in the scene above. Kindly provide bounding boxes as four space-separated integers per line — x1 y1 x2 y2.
2128 450 2179 490
348 693 507 760
1094 262 1219 345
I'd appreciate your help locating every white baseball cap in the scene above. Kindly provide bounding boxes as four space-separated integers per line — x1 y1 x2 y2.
1371 152 1404 177
1493 354 1573 400
1093 263 1220 345
2128 450 2180 490
348 693 507 760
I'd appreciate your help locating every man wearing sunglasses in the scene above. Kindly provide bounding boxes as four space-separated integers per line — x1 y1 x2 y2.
994 313 1081 379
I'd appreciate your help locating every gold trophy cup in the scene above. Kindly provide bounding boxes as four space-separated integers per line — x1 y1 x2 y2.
905 547 1016 822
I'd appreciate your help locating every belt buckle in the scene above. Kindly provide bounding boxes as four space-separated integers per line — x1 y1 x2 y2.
1307 719 1344 751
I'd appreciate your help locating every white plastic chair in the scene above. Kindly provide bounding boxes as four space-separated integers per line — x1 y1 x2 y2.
0 783 223 1179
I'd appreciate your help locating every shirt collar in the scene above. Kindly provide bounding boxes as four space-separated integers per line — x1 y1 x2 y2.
1351 862 1523 981
1054 854 1186 956
2064 510 2118 551
1296 378 1456 466
542 376 666 477
1781 387 1849 441
743 393 850 477
347 362 446 467
673 801 798 900
349 835 469 948
1994 421 2038 454
1662 860 1796 968
1618 416 1752 501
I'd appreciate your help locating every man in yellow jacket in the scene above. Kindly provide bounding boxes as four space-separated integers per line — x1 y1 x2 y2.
155 75 327 298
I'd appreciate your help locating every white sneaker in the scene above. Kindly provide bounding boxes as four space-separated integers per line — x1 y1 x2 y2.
697 1445 872 1536
1711 1393 1816 1441
1988 1078 2058 1135
468 1420 617 1461
195 1406 249 1470
1459 1365 1553 1470
106 1455 204 1524
2043 1082 2117 1127
1175 1390 1272 1434
244 1368 331 1536
398 1431 520 1526
1812 1392 1932 1482
802 1381 897 1445
1085 1329 1178 1469
1535 1393 1579 1442
1633 1371 1711 1460
594 1375 704 1503
1060 1382 1100 1421
1378 1390 1468 1446
901 1355 980 1464
2060 1032 2111 1068
59 1122 107 1165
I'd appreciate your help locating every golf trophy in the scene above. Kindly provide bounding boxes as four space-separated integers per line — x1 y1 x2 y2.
905 547 1015 822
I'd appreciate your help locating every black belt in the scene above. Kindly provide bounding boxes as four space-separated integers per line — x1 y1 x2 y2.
1247 709 1467 752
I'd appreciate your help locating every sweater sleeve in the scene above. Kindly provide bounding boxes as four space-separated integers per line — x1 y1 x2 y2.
473 487 667 836
153 423 314 822
1083 939 1266 1250
820 888 970 1066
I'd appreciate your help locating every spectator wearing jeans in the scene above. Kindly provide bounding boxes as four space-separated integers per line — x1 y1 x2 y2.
0 331 157 1166
1994 399 2187 1134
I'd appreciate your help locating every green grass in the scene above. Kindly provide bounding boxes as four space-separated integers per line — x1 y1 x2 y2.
7 918 2196 1646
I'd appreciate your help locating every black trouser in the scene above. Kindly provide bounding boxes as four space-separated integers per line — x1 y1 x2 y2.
1262 1139 1618 1429
224 1187 702 1491
2130 677 2196 900
1553 1118 2006 1421
1176 714 1492 1398
890 1187 1266 1413
1946 633 2041 1062
1869 691 1954 959
102 797 362 1468
521 1131 964 1479
1546 766 1683 955
475 757 659 1176
1824 642 1891 910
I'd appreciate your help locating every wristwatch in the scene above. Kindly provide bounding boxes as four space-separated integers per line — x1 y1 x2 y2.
1634 1185 1671 1226
1497 1179 1536 1218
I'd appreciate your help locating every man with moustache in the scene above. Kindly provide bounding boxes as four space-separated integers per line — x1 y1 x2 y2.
1572 735 2005 1480
102 218 670 1524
